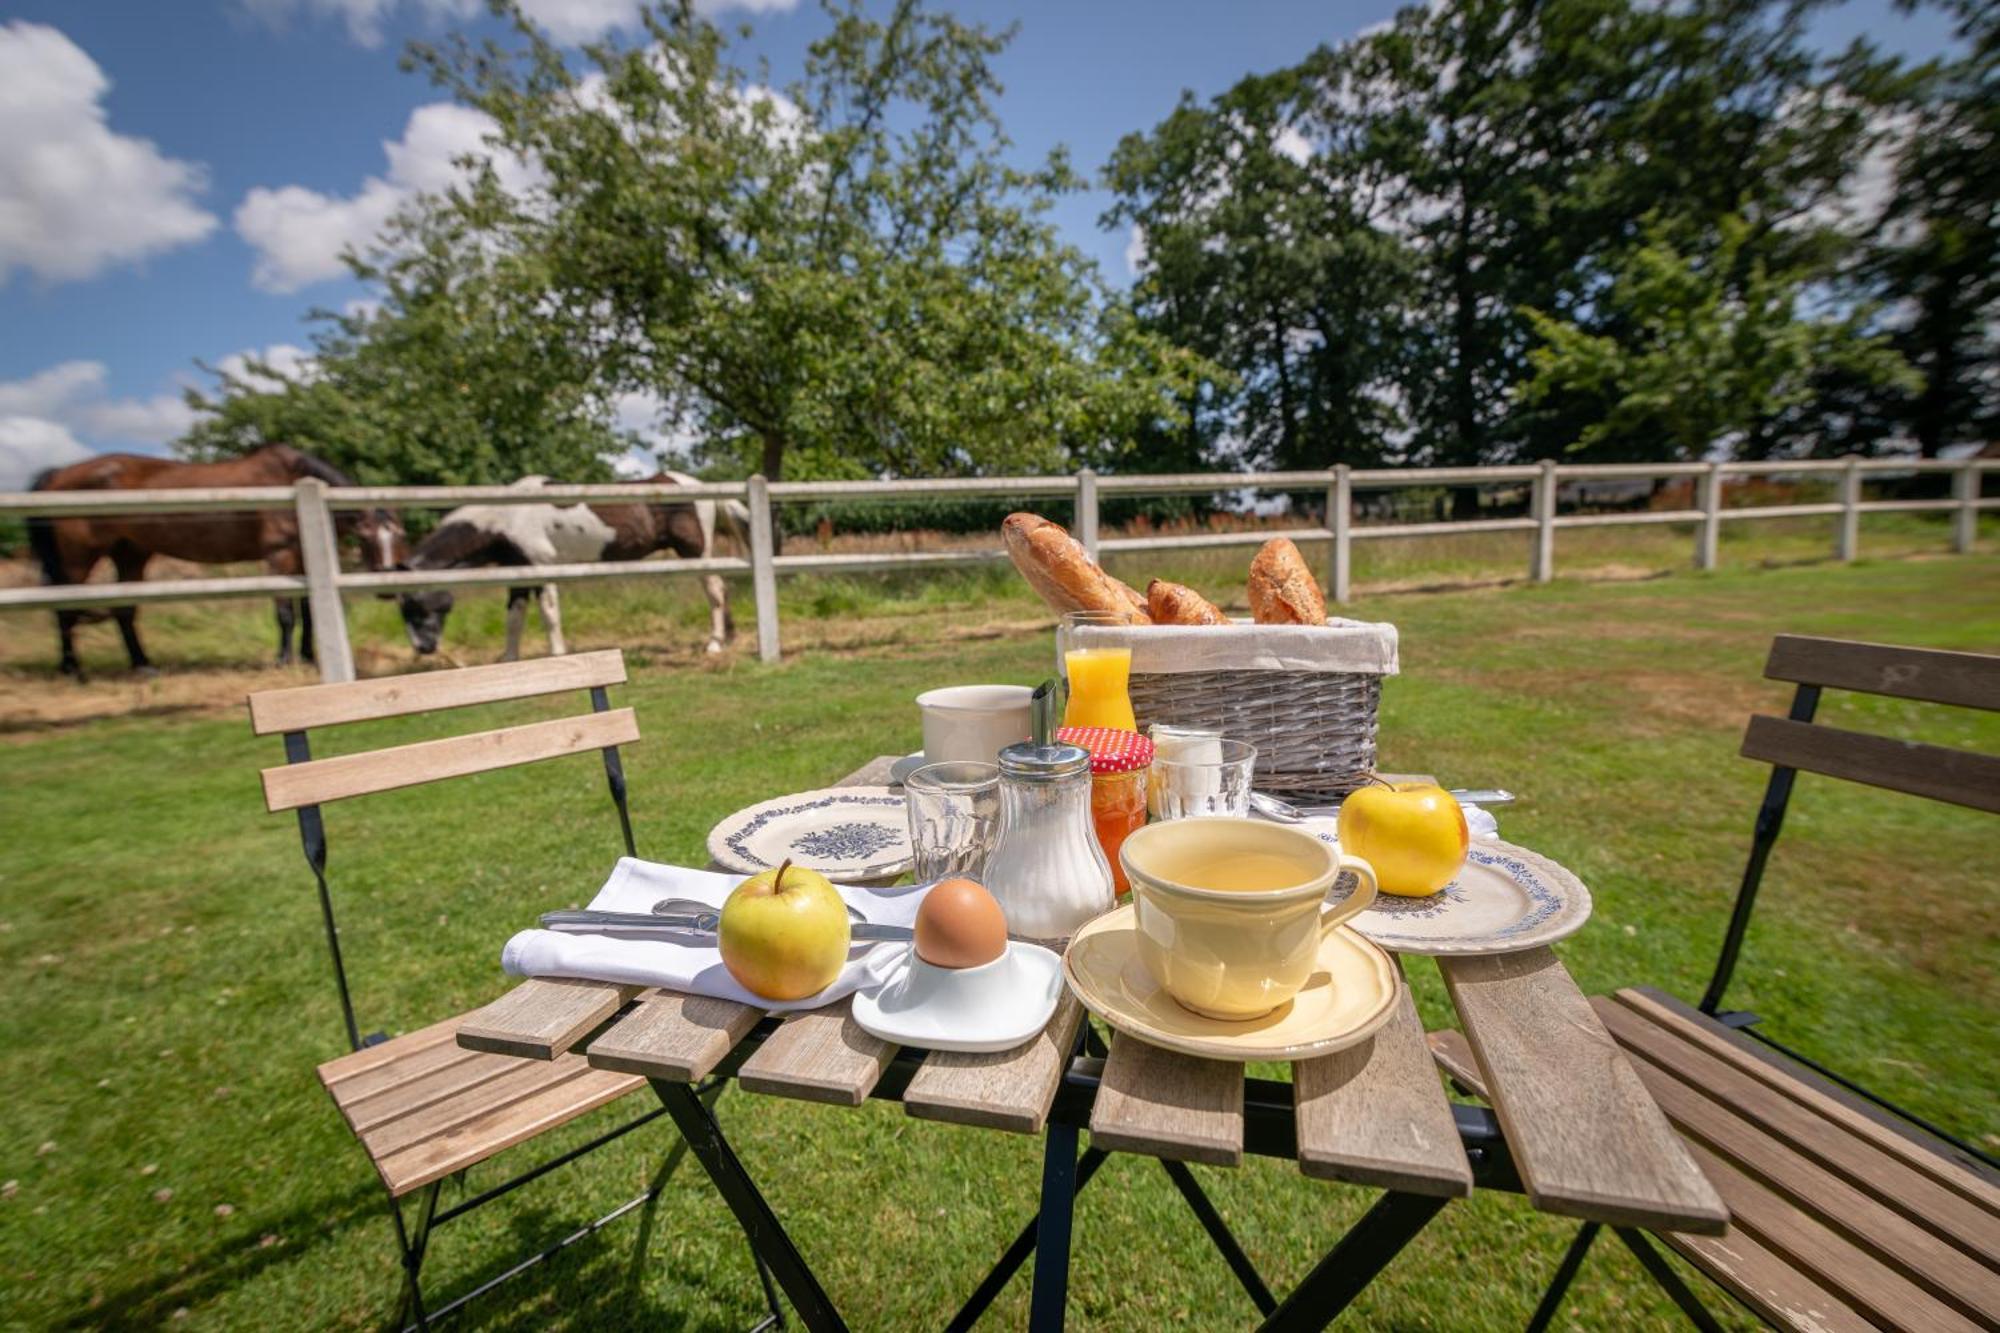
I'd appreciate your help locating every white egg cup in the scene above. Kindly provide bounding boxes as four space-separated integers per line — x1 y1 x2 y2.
850 941 1063 1053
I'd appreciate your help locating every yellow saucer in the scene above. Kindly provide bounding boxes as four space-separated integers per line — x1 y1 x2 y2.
1062 904 1401 1063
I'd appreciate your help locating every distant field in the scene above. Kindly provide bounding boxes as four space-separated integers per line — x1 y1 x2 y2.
0 508 1989 725
1 550 1994 1329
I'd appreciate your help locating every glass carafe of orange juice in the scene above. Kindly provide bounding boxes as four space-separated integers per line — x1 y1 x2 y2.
1058 611 1137 731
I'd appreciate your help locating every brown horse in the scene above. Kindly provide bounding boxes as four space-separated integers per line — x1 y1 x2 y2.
26 443 408 677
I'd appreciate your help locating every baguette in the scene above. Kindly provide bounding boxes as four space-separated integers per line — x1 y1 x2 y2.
1002 513 1151 623
1247 538 1327 625
1146 579 1229 625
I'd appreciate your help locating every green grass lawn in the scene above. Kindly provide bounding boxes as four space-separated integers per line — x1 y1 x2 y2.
2 550 1996 1330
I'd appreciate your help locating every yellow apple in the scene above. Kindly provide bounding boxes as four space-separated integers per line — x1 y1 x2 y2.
1336 782 1469 897
718 859 853 1000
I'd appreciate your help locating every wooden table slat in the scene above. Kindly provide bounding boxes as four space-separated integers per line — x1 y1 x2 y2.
903 994 1084 1134
1089 1036 1245 1167
737 998 899 1106
586 991 763 1082
1438 947 1728 1234
456 978 639 1061
1294 978 1472 1197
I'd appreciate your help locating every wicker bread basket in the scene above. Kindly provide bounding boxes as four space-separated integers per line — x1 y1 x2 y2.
1074 619 1399 800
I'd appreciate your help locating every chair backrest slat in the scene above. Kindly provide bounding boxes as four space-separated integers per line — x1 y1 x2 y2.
1765 636 2000 712
247 649 628 735
1740 715 2000 815
260 707 640 812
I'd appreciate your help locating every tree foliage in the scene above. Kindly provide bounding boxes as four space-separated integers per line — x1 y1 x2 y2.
1518 214 1919 460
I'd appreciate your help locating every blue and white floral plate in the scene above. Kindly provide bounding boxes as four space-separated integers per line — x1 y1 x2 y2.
706 786 913 882
1320 837 1593 956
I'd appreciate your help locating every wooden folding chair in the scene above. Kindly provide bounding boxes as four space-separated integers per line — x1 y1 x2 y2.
1433 635 2000 1331
248 651 780 1331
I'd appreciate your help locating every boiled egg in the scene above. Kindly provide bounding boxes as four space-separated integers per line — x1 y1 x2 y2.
914 877 1008 969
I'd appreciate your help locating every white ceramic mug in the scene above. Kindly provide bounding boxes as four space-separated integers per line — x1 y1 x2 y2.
916 685 1034 765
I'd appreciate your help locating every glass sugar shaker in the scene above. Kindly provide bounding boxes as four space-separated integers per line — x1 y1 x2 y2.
982 739 1115 947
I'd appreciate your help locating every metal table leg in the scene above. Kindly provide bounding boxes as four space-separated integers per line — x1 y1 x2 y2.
1254 1190 1451 1332
651 1078 847 1333
1027 1122 1082 1333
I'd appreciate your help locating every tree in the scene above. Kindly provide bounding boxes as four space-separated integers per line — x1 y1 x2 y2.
1845 0 1999 456
1107 0 1882 478
1517 214 1918 460
397 0 1204 483
182 169 628 484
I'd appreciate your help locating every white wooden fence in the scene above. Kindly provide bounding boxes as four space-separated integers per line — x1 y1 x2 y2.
1 455 1991 682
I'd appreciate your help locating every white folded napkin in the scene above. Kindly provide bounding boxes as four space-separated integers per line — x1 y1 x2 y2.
500 857 931 1012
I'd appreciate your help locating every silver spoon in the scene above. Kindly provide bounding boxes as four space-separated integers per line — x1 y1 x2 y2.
541 907 911 943
1250 788 1516 823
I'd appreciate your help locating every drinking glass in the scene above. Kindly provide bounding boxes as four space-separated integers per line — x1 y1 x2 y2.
1056 610 1136 731
905 761 1001 882
1148 736 1257 820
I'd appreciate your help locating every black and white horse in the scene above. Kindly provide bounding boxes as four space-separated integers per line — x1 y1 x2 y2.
397 472 749 659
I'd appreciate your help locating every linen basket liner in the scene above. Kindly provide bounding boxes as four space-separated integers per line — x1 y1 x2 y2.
1074 618 1399 676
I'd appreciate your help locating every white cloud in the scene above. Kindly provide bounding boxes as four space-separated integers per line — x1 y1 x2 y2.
240 0 796 47
0 22 217 286
0 416 92 489
0 360 197 455
234 101 538 292
215 343 316 388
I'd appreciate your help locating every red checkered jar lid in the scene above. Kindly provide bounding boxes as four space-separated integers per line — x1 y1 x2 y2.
1056 726 1155 775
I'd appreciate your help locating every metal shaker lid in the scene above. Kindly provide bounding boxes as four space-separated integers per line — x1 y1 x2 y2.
997 740 1090 782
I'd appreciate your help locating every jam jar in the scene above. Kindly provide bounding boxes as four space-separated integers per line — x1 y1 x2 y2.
1055 725 1154 897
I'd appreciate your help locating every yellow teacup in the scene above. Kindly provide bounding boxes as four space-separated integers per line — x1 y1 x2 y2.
1119 818 1379 1021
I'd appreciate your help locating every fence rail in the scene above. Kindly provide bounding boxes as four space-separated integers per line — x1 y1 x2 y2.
1 455 1991 682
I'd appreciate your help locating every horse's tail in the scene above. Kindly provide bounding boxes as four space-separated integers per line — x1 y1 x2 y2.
25 468 66 587
716 494 752 555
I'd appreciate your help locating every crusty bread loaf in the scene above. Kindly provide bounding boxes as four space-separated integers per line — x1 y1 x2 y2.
1146 579 1229 626
1247 538 1327 625
1002 513 1151 623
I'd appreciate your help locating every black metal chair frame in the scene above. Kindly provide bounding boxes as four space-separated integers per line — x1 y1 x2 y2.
1524 664 1999 1331
275 683 783 1332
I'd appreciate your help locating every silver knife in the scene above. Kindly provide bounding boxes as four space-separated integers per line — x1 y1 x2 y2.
539 908 913 943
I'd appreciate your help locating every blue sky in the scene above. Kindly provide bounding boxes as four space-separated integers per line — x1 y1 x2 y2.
0 0 1966 486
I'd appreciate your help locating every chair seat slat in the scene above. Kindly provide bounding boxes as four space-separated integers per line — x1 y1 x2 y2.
1765 635 2000 711
1596 997 2000 1262
247 649 627 734
1615 989 2000 1213
1740 715 2000 814
373 1066 645 1199
260 708 640 811
1608 1016 2000 1317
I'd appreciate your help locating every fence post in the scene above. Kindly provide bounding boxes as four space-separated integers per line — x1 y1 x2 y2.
1696 462 1723 571
293 478 355 684
1837 455 1862 562
1530 458 1557 583
1328 464 1352 604
1077 468 1100 559
746 475 781 665
1953 457 1979 554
